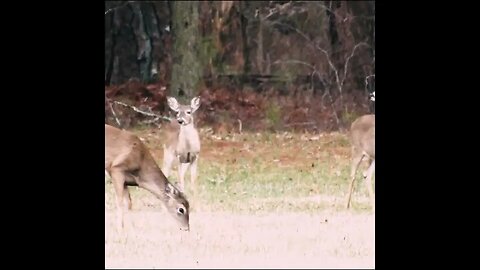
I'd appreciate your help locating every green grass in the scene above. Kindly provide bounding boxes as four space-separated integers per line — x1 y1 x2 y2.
105 130 374 214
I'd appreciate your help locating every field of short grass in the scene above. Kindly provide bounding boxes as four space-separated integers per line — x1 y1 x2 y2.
105 128 375 268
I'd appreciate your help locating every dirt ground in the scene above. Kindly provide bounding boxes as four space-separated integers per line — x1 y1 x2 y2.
105 209 374 268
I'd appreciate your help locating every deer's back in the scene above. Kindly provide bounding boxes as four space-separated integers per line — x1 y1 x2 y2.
105 124 149 171
350 114 375 158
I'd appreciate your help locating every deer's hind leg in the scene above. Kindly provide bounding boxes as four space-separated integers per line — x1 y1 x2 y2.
364 159 375 211
346 147 365 209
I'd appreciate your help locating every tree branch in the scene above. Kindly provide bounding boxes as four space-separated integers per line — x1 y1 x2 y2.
341 42 370 89
272 21 371 99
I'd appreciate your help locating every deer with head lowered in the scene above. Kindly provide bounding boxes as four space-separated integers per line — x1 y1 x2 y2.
345 112 375 211
162 96 201 193
105 124 190 232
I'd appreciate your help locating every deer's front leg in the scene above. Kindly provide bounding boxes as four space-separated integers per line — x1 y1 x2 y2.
346 151 365 209
178 162 190 192
123 186 132 210
190 155 198 194
364 159 375 211
110 168 126 232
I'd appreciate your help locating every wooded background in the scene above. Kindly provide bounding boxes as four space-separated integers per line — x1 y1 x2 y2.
105 1 375 133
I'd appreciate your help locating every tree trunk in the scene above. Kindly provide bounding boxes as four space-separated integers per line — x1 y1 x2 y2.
325 1 341 64
169 1 202 101
105 10 116 85
240 1 250 75
256 16 264 75
131 2 153 83
104 2 168 85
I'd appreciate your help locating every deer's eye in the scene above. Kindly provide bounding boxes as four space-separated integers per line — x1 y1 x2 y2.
186 111 191 114
177 207 186 215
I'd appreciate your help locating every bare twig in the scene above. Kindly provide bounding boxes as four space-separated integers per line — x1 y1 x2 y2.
243 3 374 130
105 1 135 15
237 119 243 134
107 98 122 127
325 89 340 127
314 71 340 127
264 7 278 20
268 19 372 130
273 56 342 127
314 40 369 113
309 2 375 22
273 21 370 108
113 101 171 122
270 21 341 94
142 117 162 124
309 1 344 20
313 44 341 95
341 42 369 89
269 1 344 21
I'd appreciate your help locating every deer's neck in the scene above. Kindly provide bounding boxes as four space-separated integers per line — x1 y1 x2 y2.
177 123 200 153
179 122 196 135
138 156 169 200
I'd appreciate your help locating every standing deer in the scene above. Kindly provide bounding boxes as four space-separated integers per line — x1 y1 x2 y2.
345 114 375 210
162 96 201 193
105 124 190 232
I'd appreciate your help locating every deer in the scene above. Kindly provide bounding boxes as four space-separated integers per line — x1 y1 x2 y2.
105 124 190 232
162 96 201 194
345 111 375 210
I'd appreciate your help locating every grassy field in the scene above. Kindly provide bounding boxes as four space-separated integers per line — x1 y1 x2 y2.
105 127 375 268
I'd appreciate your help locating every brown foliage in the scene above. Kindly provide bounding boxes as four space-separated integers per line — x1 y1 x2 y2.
105 81 371 133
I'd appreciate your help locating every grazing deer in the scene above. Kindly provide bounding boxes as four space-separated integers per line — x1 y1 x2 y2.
105 124 190 232
162 96 201 193
345 114 375 210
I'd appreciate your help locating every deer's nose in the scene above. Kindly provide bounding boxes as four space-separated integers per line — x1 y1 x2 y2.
178 119 184 124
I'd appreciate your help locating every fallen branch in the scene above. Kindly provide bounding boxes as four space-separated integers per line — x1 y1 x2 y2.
113 101 171 122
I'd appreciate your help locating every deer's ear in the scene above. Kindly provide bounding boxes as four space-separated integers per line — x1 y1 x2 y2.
167 96 180 112
165 182 179 196
190 96 201 113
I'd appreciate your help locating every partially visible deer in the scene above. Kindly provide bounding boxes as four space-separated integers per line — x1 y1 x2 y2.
345 114 375 210
105 124 190 232
162 96 201 193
